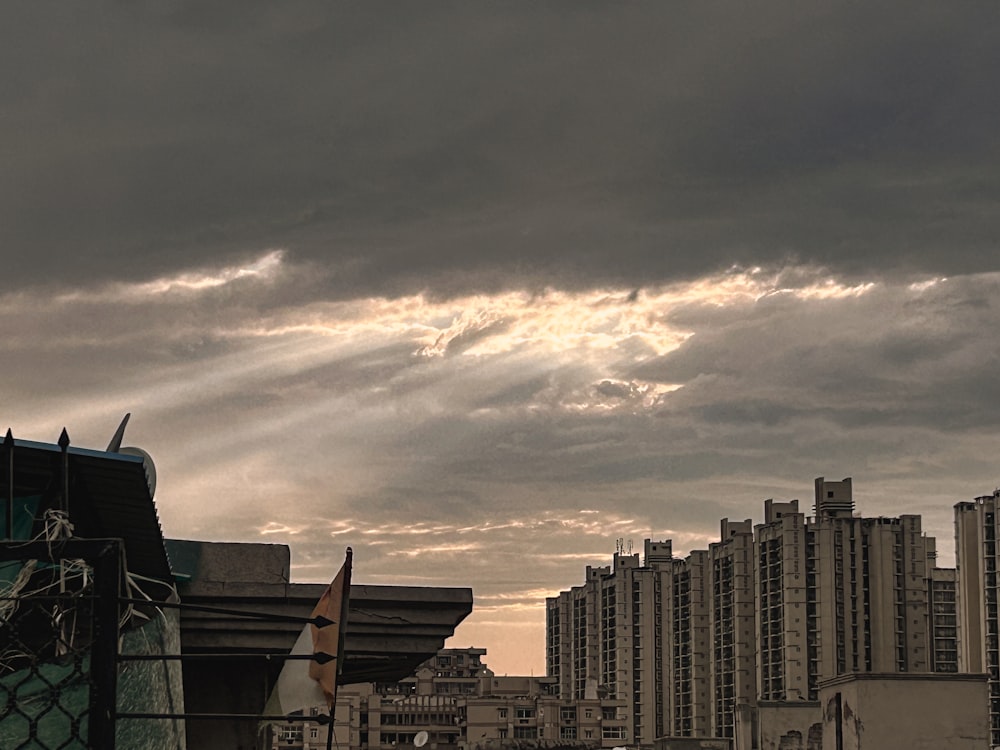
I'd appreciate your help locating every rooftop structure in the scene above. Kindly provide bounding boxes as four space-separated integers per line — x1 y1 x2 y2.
0 424 472 750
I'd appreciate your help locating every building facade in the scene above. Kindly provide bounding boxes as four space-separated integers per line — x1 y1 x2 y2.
707 518 756 744
955 490 1000 747
818 672 989 750
663 550 712 738
547 477 955 750
271 647 626 750
545 545 669 746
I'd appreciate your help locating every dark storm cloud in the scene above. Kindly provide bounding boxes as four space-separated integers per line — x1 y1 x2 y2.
3 2 999 298
632 276 1000 432
5 3 1000 673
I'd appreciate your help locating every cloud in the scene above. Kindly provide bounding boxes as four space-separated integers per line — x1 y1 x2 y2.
5 3 1000 674
2 3 999 300
7 259 1000 672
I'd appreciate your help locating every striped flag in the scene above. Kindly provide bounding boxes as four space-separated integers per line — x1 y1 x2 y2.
309 547 352 707
263 547 352 717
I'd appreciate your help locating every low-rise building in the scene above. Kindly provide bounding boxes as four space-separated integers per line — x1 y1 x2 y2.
273 648 626 750
818 672 989 750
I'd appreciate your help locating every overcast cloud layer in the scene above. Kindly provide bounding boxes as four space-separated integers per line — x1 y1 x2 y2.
3 3 1000 674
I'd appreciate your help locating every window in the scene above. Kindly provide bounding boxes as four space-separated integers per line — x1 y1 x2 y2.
498 729 508 739
602 707 617 720
514 727 538 739
561 727 578 740
497 709 508 720
515 708 536 720
560 707 577 721
603 727 627 740
585 709 593 719
310 728 319 739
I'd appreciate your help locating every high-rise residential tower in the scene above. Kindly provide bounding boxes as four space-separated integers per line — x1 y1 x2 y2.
955 490 1000 746
549 477 949 750
545 544 670 746
662 549 712 738
708 518 756 743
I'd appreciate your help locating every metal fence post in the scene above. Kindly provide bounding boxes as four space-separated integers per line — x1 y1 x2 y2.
89 540 122 749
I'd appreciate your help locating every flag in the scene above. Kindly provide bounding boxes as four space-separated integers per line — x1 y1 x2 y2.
309 547 352 707
262 547 353 717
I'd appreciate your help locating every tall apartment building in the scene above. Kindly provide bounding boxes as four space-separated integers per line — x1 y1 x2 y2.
548 563 604 702
754 499 808 702
819 480 934 667
753 479 937 703
955 490 1000 746
812 479 932 677
549 476 951 750
708 518 756 743
545 542 672 746
662 549 712 738
928 566 959 673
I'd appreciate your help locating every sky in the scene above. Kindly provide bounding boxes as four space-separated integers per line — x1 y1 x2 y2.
3 2 1000 675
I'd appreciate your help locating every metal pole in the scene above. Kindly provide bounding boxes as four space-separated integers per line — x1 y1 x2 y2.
57 428 70 516
90 540 122 749
3 429 13 539
328 547 353 750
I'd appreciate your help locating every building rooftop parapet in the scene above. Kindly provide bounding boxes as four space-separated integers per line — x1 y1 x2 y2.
816 671 989 689
166 538 473 685
612 552 640 572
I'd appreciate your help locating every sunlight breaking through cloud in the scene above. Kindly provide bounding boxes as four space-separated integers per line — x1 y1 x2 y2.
136 250 286 295
304 512 656 545
6 253 995 679
55 249 287 303
388 543 484 558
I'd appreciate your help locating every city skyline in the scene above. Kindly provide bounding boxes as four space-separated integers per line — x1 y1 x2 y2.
3 3 1000 676
543 477 983 747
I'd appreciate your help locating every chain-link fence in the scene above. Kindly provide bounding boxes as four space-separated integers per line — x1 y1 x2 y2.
0 539 121 750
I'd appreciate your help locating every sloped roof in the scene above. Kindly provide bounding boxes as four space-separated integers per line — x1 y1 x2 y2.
3 437 171 582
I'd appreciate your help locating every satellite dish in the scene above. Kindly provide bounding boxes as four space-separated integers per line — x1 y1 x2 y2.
414 731 429 747
120 446 157 499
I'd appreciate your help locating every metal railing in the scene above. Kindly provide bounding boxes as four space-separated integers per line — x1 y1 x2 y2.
1 538 337 749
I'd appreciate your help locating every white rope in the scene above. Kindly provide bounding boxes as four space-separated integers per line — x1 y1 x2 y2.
0 507 90 669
